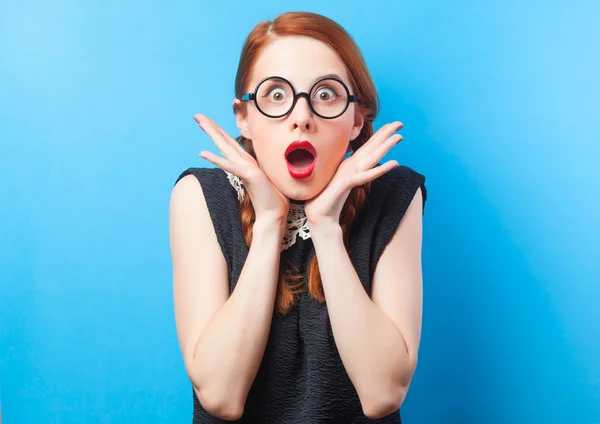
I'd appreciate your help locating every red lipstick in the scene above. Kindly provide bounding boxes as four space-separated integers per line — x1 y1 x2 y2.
285 140 317 179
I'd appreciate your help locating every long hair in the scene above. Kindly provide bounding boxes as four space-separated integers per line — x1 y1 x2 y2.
232 12 379 314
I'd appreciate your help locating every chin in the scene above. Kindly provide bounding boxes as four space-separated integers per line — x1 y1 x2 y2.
280 178 327 202
281 187 315 202
267 161 334 202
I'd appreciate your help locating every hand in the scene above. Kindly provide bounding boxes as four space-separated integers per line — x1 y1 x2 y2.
194 114 290 222
304 121 403 228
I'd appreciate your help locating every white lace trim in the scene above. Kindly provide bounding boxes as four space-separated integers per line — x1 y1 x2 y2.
225 171 311 251
226 171 245 202
282 203 311 251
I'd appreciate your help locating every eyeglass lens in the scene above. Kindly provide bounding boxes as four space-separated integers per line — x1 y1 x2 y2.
255 78 349 118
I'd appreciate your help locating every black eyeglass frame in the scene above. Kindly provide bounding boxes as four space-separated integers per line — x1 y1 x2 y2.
240 75 359 119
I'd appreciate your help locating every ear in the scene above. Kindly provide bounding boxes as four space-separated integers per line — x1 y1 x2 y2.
233 98 252 139
349 108 365 142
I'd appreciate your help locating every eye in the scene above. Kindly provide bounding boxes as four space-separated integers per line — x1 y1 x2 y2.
267 87 288 102
314 86 337 102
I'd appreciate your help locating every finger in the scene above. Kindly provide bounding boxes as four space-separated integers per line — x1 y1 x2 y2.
199 114 248 156
206 116 244 146
354 121 403 158
198 151 246 178
194 114 235 157
352 160 398 186
194 114 241 159
369 133 403 166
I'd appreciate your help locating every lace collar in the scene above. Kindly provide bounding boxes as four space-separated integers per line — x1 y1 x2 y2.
225 171 311 251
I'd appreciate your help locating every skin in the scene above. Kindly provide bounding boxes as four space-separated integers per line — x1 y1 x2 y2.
170 35 424 420
232 35 368 202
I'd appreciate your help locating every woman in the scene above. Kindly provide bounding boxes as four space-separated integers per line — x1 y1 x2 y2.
169 11 427 423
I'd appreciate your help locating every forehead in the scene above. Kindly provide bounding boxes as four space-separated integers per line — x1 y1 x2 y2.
249 36 350 90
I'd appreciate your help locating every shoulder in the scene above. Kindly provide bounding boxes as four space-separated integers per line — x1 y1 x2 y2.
173 166 239 209
170 167 219 215
174 166 227 188
378 164 426 193
348 164 427 293
170 169 212 230
370 164 427 215
171 166 243 245
169 167 230 273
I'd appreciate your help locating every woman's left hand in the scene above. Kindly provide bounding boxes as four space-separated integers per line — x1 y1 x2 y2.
304 121 404 228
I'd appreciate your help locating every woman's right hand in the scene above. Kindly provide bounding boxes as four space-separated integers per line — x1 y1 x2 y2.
194 113 290 223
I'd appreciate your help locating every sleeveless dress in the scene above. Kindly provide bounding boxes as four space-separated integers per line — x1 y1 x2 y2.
174 165 428 424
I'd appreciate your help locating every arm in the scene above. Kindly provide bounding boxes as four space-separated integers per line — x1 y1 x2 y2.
169 174 284 420
310 187 424 419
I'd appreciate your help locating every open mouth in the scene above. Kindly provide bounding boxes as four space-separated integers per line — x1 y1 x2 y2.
286 149 315 168
285 140 317 179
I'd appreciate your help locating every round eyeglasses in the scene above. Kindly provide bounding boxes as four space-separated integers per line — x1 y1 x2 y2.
240 76 358 119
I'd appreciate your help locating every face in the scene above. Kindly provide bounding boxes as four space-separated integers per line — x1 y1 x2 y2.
233 35 364 201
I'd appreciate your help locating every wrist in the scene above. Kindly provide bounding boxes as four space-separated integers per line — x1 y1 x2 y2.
309 220 343 241
253 215 286 235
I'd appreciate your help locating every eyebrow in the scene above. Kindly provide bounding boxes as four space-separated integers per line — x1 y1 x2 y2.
255 73 347 88
311 73 344 84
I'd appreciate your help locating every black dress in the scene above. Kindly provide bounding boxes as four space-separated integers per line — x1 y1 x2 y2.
174 165 427 424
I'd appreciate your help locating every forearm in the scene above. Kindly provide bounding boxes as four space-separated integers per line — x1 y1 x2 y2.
189 218 284 417
311 223 414 415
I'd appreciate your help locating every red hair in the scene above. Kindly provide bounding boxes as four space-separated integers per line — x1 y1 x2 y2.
232 12 379 314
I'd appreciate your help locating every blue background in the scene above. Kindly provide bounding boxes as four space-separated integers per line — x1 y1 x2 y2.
1 1 599 423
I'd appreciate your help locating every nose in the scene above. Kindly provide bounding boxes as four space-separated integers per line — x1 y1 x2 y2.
288 94 315 132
